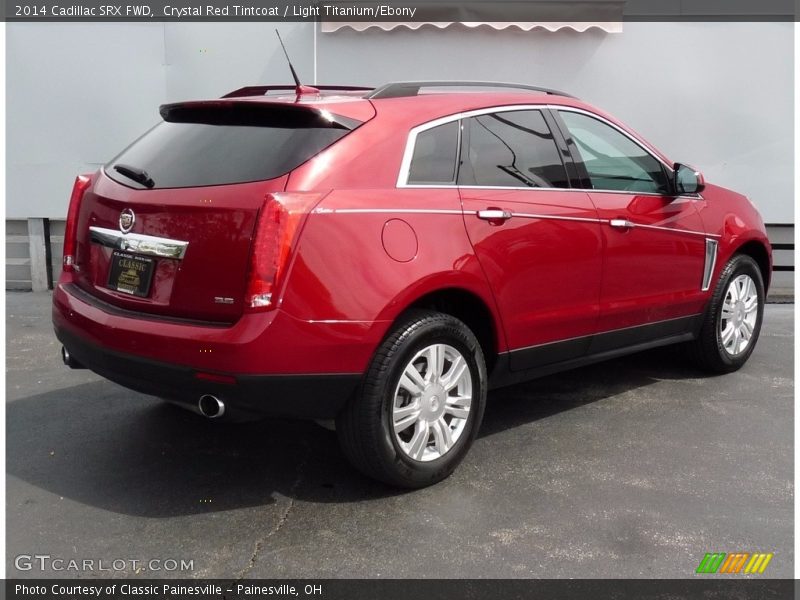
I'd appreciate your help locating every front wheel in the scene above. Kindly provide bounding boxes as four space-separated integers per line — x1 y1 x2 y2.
688 254 765 373
336 310 487 488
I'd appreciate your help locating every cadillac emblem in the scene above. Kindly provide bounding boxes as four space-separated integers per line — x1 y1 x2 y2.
119 208 135 234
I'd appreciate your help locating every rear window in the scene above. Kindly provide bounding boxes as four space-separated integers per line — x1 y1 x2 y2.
105 103 361 189
408 121 460 184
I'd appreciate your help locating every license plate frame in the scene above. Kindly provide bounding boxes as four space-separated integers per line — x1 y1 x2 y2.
106 250 155 298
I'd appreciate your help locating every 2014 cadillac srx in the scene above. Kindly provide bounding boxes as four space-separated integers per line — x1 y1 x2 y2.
53 81 771 487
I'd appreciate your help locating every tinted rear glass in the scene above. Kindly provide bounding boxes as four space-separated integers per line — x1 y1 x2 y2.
106 104 359 189
408 121 460 184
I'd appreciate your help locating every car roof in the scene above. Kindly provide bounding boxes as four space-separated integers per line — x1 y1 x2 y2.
192 83 673 166
218 86 592 124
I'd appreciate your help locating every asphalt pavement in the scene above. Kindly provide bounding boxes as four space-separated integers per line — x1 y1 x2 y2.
6 292 793 578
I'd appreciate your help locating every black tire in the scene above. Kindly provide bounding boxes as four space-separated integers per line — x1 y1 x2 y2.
336 310 487 488
688 254 765 373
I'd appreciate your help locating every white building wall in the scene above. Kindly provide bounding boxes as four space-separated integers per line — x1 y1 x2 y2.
319 22 794 224
7 21 793 224
6 22 313 220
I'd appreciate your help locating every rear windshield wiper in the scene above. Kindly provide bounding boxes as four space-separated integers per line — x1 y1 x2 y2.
113 163 155 188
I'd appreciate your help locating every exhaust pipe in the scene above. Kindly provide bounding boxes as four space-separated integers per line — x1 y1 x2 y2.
198 394 225 419
61 346 86 369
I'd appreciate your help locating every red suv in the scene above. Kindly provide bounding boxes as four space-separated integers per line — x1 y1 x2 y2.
53 81 771 487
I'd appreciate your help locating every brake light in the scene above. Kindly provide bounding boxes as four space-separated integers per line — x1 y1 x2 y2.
245 192 323 311
62 174 92 272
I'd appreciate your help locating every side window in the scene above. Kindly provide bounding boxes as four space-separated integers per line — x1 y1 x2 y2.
559 111 670 194
459 110 569 189
407 121 460 184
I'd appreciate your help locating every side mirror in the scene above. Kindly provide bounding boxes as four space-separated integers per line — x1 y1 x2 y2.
674 163 705 195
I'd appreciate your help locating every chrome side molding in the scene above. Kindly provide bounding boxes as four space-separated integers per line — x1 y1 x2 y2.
89 227 189 260
701 238 719 291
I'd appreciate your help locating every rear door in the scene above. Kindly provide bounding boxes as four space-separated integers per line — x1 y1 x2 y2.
553 108 708 346
456 108 604 371
74 102 360 323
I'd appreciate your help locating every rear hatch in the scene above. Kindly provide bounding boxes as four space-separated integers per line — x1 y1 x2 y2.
73 100 363 323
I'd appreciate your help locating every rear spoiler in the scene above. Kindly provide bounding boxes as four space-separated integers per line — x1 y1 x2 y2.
158 100 363 130
222 85 374 98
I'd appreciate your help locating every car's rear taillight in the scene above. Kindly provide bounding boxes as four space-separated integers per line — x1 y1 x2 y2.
62 174 92 272
245 192 323 311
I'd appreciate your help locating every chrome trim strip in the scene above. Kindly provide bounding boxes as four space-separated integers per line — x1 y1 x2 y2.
311 207 718 239
510 212 715 237
702 238 719 291
89 226 189 259
313 208 464 215
633 222 719 239
510 212 603 224
315 207 602 224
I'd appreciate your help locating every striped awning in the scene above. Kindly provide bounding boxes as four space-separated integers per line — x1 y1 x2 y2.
321 1 625 33
321 21 622 33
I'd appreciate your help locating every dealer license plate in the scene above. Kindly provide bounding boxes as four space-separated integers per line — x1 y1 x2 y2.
106 250 155 297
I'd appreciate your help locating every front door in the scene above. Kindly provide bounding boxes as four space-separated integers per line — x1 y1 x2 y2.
554 108 708 350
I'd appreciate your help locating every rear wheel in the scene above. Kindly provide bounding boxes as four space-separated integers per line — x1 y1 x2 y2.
688 254 765 373
337 310 487 488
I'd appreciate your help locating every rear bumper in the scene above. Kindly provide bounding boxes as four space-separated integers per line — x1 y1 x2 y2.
52 280 375 418
55 325 360 419
53 280 384 374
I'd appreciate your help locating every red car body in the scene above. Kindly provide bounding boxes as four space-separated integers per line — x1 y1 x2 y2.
53 83 772 422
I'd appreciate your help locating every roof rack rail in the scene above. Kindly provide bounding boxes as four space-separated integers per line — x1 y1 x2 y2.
366 81 577 100
222 85 374 98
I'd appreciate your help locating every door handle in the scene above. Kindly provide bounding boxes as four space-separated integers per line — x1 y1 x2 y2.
609 218 635 230
477 209 513 222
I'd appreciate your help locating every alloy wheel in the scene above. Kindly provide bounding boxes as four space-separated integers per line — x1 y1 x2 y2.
391 343 473 462
720 274 759 356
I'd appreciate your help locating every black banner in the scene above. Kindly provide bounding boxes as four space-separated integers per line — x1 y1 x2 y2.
5 579 797 600
3 0 797 22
